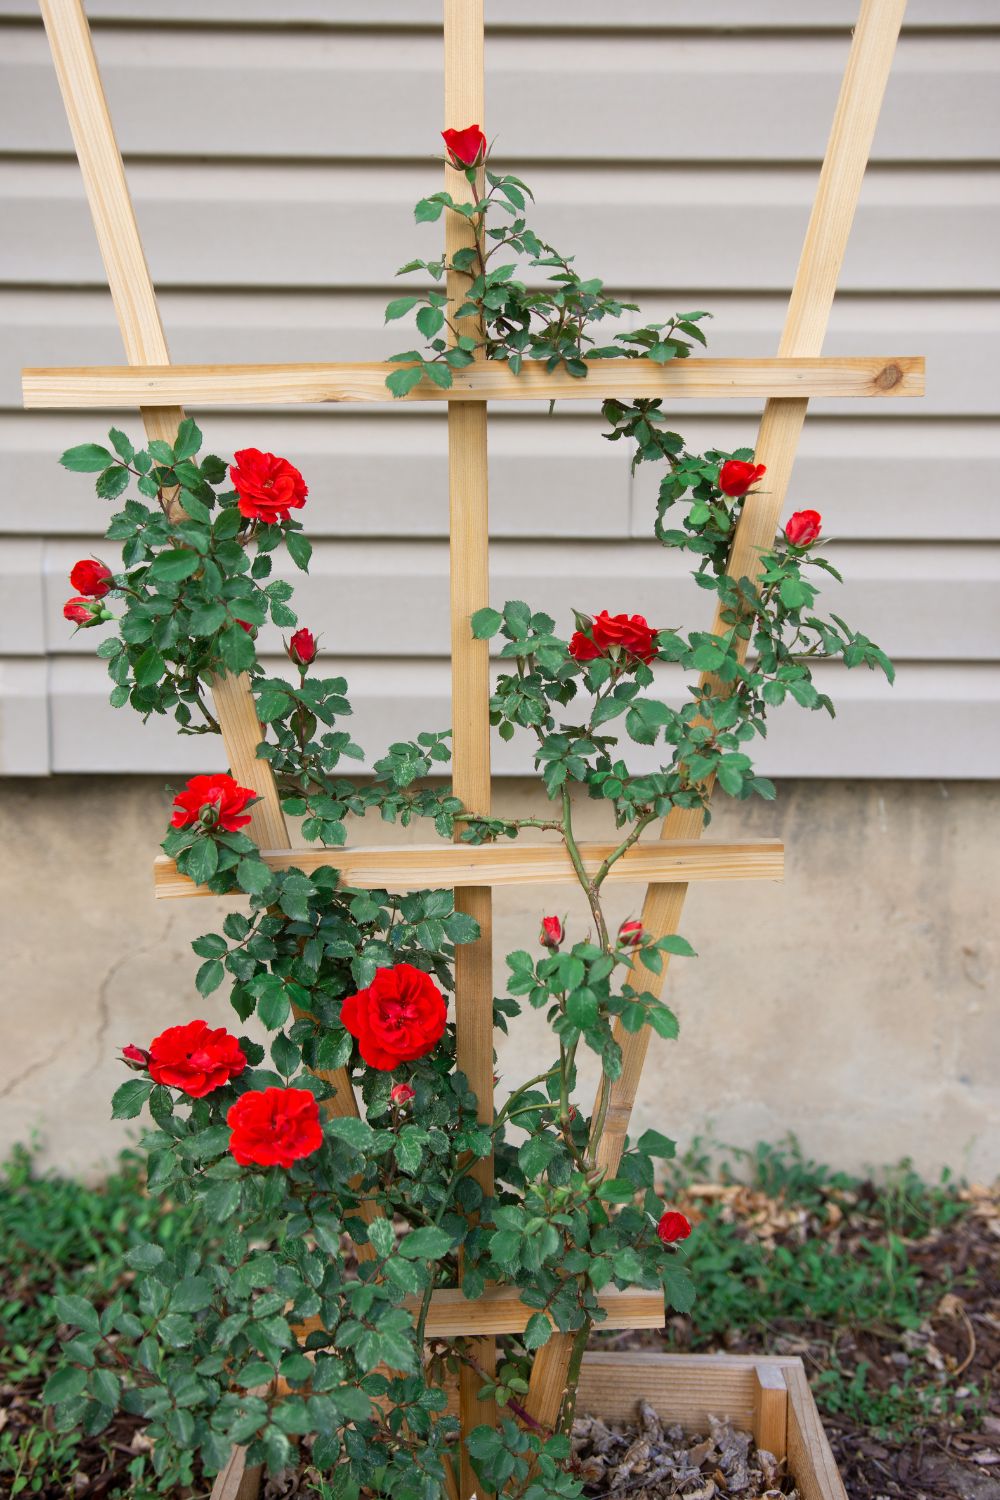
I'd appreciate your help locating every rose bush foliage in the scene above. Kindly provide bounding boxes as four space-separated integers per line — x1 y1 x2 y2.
46 130 894 1497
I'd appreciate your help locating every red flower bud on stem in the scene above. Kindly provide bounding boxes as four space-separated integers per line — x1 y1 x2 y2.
718 460 766 498
390 1082 416 1107
69 559 113 598
288 628 317 669
656 1210 692 1245
618 918 644 948
442 124 487 169
539 915 564 949
784 509 822 547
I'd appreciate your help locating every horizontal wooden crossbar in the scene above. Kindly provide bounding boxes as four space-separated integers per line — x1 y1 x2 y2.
299 1285 665 1341
22 355 923 409
152 838 784 899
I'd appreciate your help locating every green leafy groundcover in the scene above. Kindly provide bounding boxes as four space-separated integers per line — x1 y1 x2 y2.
1 1142 990 1498
44 132 895 1498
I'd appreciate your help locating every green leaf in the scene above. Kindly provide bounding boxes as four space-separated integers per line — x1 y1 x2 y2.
662 1261 696 1313
237 857 273 895
95 465 130 501
148 549 201 583
366 1217 396 1258
635 1128 676 1159
385 365 425 399
60 443 114 473
286 530 312 573
184 837 220 887
133 646 165 688
110 1078 153 1120
108 428 135 463
53 1295 101 1336
171 1275 215 1313
398 1226 453 1261
328 1116 374 1151
523 1311 553 1349
196 958 225 996
470 606 502 640
416 304 445 339
173 418 202 462
44 1365 88 1404
385 296 421 322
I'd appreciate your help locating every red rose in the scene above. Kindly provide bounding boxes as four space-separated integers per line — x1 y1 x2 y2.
69 559 113 598
442 124 486 169
229 448 308 524
618 918 644 948
63 596 105 627
341 963 447 1071
235 618 255 634
540 915 564 949
718 460 766 498
147 1019 247 1098
288 628 317 668
656 1210 692 1245
121 1043 150 1070
569 611 658 666
170 773 256 833
227 1087 323 1169
390 1082 416 1107
784 509 822 547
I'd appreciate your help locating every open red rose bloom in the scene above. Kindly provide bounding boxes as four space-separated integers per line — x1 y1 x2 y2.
569 610 659 666
341 962 447 1071
656 1209 692 1245
170 772 255 832
229 447 308 524
227 1086 323 1168
147 1019 247 1098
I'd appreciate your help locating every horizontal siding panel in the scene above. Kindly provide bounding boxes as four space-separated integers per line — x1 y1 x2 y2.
6 410 999 543
3 29 997 163
0 660 48 774
3 289 991 417
0 3 996 29
40 655 1000 780
37 540 1000 662
2 161 995 294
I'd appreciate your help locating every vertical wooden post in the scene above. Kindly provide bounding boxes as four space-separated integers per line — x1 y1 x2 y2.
443 1 497 1492
527 0 908 1428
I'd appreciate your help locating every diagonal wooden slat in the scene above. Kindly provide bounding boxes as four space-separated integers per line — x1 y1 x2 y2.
151 838 785 899
525 0 911 1433
21 355 923 409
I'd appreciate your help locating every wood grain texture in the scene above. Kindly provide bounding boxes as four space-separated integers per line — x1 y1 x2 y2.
151 838 785 898
298 1285 663 1341
22 355 924 408
209 1445 263 1500
753 1363 789 1461
35 0 288 851
784 1359 849 1500
442 4 496 1489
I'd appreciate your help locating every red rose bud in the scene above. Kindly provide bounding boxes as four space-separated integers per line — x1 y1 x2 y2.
229 447 308 524
390 1082 416 1107
784 509 822 547
540 915 564 949
121 1043 150 1070
569 611 658 666
442 124 487 168
235 618 255 634
341 963 447 1071
657 1210 692 1245
63 596 107 627
288 627 317 668
171 772 256 833
718 459 766 498
227 1086 323 1168
148 1019 247 1098
618 918 644 948
69 558 113 598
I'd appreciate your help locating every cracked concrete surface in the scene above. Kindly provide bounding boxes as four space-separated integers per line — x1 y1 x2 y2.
1 776 997 1181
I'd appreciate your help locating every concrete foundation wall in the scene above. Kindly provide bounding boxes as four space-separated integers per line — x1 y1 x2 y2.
1 777 996 1182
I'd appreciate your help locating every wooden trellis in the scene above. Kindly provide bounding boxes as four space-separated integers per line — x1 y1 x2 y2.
26 1 915 1497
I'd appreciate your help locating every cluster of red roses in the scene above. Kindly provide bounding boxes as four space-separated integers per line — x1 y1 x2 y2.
123 961 448 1167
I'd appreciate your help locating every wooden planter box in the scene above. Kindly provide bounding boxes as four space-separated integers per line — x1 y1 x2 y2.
576 1352 846 1500
214 1349 845 1500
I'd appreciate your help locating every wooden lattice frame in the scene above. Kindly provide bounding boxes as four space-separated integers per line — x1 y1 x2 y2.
26 1 915 1496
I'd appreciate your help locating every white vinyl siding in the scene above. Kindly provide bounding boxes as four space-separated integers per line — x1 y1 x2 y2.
0 2 997 775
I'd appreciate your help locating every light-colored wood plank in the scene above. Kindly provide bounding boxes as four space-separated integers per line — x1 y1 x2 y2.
21 355 924 408
209 1444 263 1500
35 0 288 852
441 5 496 1491
297 1285 663 1341
753 1363 789 1461
151 837 785 898
784 1358 848 1500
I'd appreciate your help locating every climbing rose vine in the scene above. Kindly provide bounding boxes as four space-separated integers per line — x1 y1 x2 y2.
45 127 894 1497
